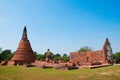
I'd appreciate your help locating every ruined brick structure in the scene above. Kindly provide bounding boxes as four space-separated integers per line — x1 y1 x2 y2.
8 26 35 65
69 38 113 66
45 49 53 62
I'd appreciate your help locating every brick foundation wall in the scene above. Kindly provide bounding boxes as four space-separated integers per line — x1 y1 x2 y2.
69 50 107 65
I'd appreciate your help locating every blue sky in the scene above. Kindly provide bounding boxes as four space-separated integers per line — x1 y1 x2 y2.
0 0 120 55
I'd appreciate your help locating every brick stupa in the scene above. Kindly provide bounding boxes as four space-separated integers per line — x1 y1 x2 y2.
8 26 35 65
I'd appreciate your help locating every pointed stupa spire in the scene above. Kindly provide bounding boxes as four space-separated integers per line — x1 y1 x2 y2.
22 26 28 39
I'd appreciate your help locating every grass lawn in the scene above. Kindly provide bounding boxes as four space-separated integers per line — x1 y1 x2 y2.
0 65 120 80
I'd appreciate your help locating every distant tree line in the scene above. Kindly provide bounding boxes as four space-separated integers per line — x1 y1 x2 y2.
0 46 94 62
35 52 69 62
0 48 69 62
1 46 120 63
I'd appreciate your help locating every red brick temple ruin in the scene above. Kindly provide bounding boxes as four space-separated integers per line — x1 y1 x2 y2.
8 26 35 65
1 26 114 69
69 38 113 67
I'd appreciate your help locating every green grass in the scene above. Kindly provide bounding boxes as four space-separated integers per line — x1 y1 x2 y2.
0 65 120 80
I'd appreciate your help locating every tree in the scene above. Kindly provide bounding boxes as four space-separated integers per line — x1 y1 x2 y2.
0 47 2 52
36 54 46 60
0 49 13 61
61 53 69 62
113 52 120 62
0 47 2 61
78 46 93 52
34 51 39 60
53 53 61 60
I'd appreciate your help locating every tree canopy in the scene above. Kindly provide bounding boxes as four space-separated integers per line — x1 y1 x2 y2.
35 51 69 62
36 54 46 60
0 49 13 61
0 48 69 62
53 53 61 60
113 52 120 62
78 46 93 52
61 53 69 62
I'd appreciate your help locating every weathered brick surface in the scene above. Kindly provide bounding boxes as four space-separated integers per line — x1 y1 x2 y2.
69 38 113 66
10 26 35 65
70 50 105 65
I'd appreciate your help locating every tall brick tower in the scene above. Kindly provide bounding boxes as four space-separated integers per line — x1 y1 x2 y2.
103 38 113 64
10 26 35 65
